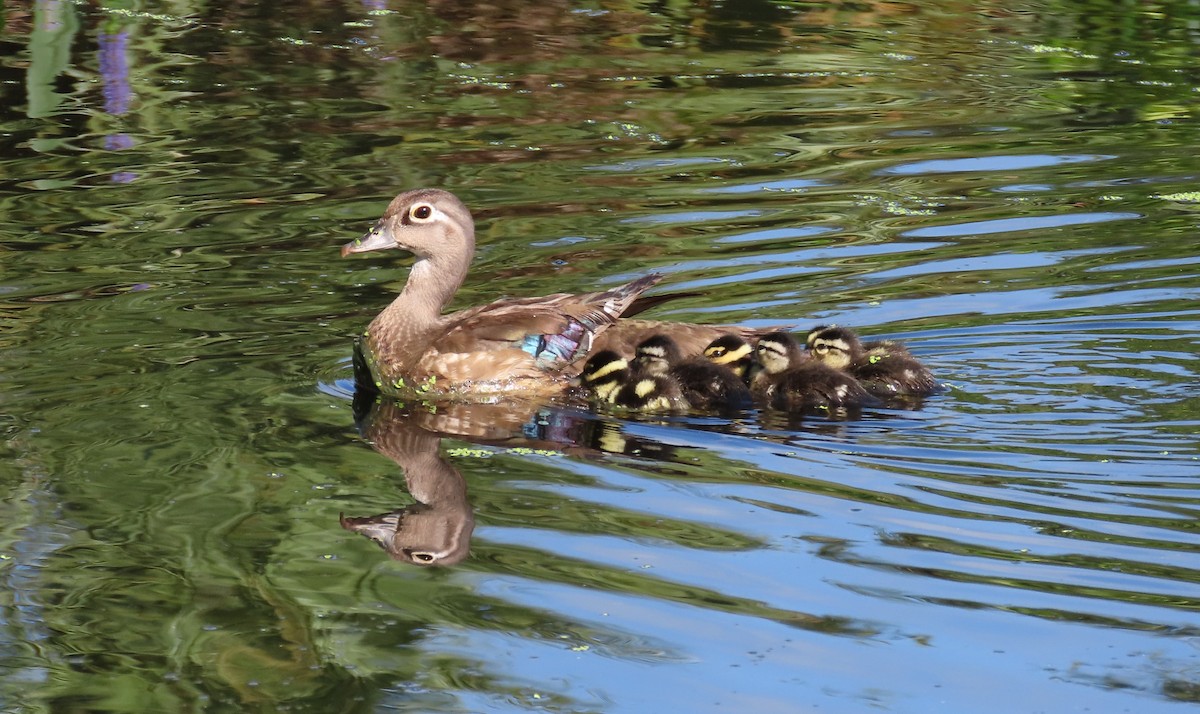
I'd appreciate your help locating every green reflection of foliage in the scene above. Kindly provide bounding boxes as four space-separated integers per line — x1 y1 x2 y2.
1 0 1199 711
26 0 80 119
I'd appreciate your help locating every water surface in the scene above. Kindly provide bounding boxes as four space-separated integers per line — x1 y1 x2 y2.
1 1 1198 712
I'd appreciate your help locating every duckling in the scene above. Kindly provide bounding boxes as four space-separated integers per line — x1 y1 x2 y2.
805 325 940 397
615 372 689 411
701 334 756 383
752 331 876 411
632 334 752 410
805 323 912 360
578 350 631 404
579 350 688 411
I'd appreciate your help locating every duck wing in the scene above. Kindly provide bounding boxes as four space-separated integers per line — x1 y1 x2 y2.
430 274 663 373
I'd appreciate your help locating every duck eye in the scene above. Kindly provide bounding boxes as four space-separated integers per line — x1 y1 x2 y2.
410 204 434 221
814 344 828 354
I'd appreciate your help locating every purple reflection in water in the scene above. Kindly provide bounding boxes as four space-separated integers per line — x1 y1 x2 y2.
98 29 137 182
104 133 134 150
98 29 133 115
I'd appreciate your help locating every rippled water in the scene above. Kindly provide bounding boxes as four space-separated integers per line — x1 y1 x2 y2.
1 1 1198 712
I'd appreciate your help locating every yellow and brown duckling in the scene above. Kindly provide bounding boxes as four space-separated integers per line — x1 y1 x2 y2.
341 188 777 399
579 350 689 411
702 334 757 383
578 350 631 404
805 325 940 397
632 334 752 410
752 331 877 411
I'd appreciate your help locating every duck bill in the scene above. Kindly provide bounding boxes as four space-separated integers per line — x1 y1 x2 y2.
341 220 397 257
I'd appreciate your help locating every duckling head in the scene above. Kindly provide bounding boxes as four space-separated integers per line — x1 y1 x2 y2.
806 325 859 370
579 350 630 403
703 334 754 379
632 334 683 377
755 332 805 375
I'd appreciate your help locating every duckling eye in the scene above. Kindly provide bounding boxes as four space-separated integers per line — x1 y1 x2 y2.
708 347 726 358
814 344 828 354
409 204 434 221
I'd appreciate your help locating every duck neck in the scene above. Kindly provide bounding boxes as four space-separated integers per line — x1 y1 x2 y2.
367 252 469 368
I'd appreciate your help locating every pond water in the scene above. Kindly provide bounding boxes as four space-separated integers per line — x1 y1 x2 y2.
1 0 1198 711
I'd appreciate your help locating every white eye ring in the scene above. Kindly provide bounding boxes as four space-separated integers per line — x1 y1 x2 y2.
409 203 435 222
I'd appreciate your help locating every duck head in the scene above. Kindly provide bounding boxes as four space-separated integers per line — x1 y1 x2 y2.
341 188 475 261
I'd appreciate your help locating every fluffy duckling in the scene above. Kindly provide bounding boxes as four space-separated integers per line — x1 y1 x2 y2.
752 331 876 411
805 325 940 397
616 372 689 411
579 350 688 411
632 334 752 410
578 350 632 404
702 334 756 383
805 323 913 361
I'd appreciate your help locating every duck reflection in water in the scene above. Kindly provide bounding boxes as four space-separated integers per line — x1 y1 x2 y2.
340 396 475 567
341 388 680 566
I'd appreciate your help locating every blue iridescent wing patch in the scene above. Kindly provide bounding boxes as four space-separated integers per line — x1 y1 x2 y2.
521 321 592 368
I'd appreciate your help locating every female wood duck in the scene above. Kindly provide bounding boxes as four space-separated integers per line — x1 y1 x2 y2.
752 331 876 411
579 350 688 411
342 188 770 398
632 334 752 410
805 325 940 397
